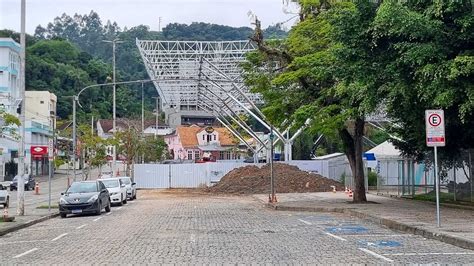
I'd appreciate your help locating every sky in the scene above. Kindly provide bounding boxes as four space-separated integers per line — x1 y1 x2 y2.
0 0 300 34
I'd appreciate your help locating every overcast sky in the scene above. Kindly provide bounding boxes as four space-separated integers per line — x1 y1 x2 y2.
0 0 300 34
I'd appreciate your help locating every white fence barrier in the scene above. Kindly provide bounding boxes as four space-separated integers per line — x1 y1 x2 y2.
134 162 264 189
134 160 343 189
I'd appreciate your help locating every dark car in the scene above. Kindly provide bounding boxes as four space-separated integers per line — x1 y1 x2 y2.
10 175 35 191
59 181 111 218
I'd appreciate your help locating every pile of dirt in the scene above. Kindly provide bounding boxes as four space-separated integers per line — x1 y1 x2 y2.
207 163 344 194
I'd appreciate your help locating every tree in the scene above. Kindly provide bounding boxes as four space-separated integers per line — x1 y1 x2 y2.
371 1 474 175
0 110 21 137
139 136 168 163
114 121 141 176
77 124 110 179
246 1 389 202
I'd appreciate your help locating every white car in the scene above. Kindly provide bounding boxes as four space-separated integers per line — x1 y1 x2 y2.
98 178 127 206
0 184 9 208
119 177 137 201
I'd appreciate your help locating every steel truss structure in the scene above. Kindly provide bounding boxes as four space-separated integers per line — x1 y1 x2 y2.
136 39 308 161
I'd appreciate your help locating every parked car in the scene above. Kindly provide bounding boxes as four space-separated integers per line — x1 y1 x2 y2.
10 174 35 191
0 184 9 208
59 180 111 218
98 178 127 206
119 177 137 200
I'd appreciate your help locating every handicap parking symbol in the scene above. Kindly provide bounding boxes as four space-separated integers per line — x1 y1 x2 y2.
326 226 368 234
358 240 402 248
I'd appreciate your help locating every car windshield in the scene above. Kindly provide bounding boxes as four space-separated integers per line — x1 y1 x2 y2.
121 178 131 185
101 180 119 188
67 182 98 193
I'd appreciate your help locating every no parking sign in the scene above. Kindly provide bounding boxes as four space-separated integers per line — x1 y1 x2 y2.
425 110 445 147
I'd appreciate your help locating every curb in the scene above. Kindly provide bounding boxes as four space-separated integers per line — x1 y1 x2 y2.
0 212 60 237
265 203 474 251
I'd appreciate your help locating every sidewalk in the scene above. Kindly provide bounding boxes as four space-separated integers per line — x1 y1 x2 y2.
254 192 474 250
0 208 58 236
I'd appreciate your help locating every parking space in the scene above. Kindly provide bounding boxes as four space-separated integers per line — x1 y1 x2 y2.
0 192 473 264
294 213 474 263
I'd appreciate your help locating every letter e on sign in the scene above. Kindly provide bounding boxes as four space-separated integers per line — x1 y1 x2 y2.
425 110 445 147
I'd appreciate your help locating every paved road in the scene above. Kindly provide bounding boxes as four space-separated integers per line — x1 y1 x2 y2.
0 191 473 264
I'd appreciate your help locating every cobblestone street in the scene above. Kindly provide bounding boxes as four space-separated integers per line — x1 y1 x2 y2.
0 191 473 264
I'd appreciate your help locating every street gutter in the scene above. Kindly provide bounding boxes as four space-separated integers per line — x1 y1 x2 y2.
0 212 60 237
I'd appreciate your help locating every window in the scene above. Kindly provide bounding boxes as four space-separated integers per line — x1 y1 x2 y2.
187 150 193 160
194 151 200 160
226 151 231 160
40 101 44 104
214 135 216 141
203 135 205 141
219 151 225 160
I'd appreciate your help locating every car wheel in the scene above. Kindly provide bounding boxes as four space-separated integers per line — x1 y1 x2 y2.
96 201 102 215
60 213 67 218
123 195 127 204
105 199 111 213
118 196 123 206
10 187 13 191
133 192 137 200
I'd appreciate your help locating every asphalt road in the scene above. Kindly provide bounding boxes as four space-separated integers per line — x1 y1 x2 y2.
0 191 473 264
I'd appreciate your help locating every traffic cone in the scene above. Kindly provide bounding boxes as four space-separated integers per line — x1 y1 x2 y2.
35 182 40 195
348 189 353 198
3 207 8 220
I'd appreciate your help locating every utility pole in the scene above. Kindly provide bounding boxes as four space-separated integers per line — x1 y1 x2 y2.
72 96 77 181
269 127 276 203
17 0 26 216
103 39 123 177
141 83 145 164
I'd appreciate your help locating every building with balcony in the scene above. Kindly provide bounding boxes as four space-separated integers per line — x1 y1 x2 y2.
0 38 21 180
25 91 57 176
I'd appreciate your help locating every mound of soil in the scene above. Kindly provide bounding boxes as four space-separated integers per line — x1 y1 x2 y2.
208 163 344 194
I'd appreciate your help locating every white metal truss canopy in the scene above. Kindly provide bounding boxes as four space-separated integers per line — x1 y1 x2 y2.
136 39 263 110
136 39 307 162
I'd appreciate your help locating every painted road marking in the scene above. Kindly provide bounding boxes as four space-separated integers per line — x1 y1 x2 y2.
51 233 68 242
93 217 103 222
13 248 39 259
106 212 112 215
116 207 122 210
359 248 394 262
76 224 87 229
359 240 402 248
325 232 347 241
298 219 312 225
385 252 474 256
0 240 48 245
344 234 407 237
327 226 368 234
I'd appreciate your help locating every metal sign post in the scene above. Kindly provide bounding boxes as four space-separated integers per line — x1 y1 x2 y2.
425 110 446 228
48 138 54 212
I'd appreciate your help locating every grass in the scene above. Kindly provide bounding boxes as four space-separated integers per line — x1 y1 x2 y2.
412 191 474 206
36 204 59 209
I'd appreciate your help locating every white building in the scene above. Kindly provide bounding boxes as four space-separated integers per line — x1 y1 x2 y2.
25 91 57 176
0 38 21 180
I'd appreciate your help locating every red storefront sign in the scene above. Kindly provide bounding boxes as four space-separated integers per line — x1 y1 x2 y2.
31 146 48 159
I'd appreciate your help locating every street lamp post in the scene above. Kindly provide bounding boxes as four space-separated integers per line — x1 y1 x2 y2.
102 39 123 177
17 0 26 216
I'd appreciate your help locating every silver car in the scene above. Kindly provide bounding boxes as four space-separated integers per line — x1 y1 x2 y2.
119 177 137 200
0 184 10 208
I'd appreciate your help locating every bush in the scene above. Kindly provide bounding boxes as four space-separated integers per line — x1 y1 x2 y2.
368 171 378 187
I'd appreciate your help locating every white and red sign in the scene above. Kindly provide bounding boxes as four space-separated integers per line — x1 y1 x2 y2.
31 146 48 158
425 110 445 147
